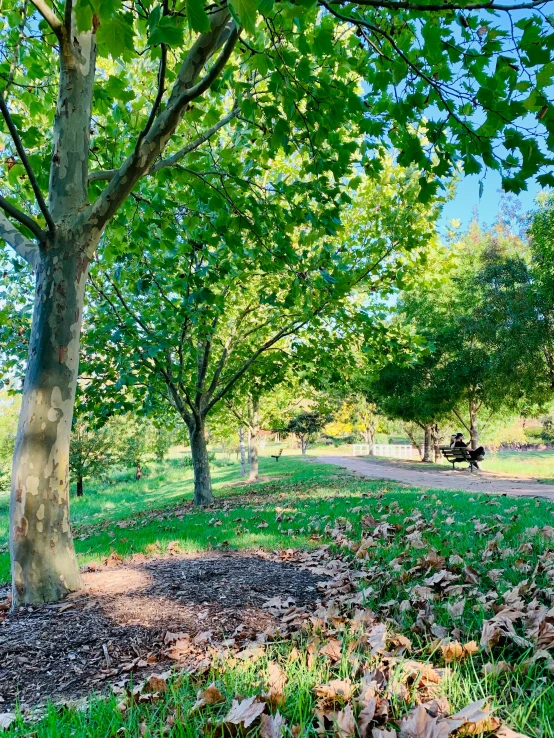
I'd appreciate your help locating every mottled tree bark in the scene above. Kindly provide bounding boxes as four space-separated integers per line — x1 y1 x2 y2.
11 244 90 604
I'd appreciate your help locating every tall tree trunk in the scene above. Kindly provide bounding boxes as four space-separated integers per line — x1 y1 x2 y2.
239 426 247 475
423 424 433 462
469 401 479 450
76 476 84 497
248 395 260 482
188 416 213 505
10 246 89 605
301 436 308 455
135 462 142 480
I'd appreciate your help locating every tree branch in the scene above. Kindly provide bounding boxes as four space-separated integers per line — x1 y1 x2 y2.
335 0 547 10
452 408 471 434
0 194 46 243
0 97 55 233
151 106 238 175
0 210 40 268
206 321 304 413
86 10 239 233
88 107 238 183
29 0 62 37
135 43 168 152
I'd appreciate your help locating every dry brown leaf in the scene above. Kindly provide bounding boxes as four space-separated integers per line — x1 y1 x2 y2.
336 704 356 737
441 640 478 664
0 713 16 731
264 662 287 706
191 683 225 712
224 695 266 729
314 679 353 706
447 599 465 619
372 730 397 738
259 712 287 738
399 704 451 738
320 639 343 662
369 623 387 656
446 698 500 734
482 661 512 677
144 673 169 693
494 727 532 738
357 699 376 737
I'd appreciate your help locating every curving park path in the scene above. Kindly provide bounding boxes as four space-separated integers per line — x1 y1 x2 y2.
317 455 554 502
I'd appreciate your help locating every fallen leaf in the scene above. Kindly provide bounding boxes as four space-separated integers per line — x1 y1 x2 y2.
336 704 356 737
494 727 532 738
224 695 266 729
357 699 376 736
260 712 287 738
320 639 342 662
191 683 225 712
314 679 353 706
144 673 169 693
0 713 16 731
265 661 287 706
369 623 387 655
446 698 500 734
440 640 478 664
399 704 451 738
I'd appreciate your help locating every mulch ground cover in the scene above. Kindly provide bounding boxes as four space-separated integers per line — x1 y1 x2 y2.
0 551 326 709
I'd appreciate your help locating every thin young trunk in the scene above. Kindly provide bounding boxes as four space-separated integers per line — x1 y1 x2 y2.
301 436 308 455
432 424 441 463
135 462 142 480
76 476 84 497
364 424 375 452
423 424 433 462
239 426 246 476
469 401 479 450
188 416 213 505
248 395 260 482
10 246 89 605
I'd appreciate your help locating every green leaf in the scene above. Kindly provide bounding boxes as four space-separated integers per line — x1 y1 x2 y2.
185 0 210 34
229 0 257 34
149 16 185 47
96 14 135 58
75 0 93 32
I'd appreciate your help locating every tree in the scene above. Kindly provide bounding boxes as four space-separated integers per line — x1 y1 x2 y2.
69 417 113 496
284 412 326 455
109 414 156 480
0 392 19 493
3 0 553 604
82 159 435 498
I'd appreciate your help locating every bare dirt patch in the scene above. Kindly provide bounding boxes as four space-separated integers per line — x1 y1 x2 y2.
0 551 326 709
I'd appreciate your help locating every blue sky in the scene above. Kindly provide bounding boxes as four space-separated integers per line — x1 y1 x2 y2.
440 172 542 231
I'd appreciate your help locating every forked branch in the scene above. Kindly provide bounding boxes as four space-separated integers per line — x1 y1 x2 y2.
0 195 45 243
0 97 55 233
0 210 40 268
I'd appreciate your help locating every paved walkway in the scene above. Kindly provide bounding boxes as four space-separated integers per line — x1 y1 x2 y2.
317 455 554 502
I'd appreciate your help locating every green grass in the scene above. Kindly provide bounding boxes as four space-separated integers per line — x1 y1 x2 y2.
3 455 554 736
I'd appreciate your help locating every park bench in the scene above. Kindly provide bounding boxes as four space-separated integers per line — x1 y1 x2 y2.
271 448 283 462
439 446 479 472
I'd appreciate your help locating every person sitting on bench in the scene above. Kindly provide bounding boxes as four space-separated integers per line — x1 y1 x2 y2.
450 433 485 468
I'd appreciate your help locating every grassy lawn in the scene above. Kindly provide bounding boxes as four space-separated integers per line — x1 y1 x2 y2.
2 456 554 735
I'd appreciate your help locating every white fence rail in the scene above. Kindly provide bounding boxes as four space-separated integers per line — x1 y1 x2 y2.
352 443 422 460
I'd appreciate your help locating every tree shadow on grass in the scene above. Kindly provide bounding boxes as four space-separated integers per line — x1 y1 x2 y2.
0 551 327 710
